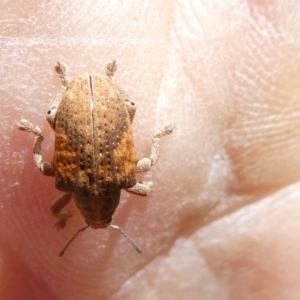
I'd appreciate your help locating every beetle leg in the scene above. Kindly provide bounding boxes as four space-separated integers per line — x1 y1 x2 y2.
46 61 70 129
106 59 117 78
16 119 55 176
55 61 70 87
127 125 173 196
136 124 174 173
50 192 74 230
126 182 151 196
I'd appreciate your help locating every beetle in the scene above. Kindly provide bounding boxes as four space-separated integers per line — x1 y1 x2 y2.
16 60 173 256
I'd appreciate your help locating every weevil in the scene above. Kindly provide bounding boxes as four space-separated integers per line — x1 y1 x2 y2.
16 60 173 256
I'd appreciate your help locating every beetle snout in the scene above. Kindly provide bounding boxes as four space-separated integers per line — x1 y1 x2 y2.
87 220 109 229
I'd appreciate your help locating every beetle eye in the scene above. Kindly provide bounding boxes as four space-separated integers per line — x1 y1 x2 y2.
47 110 51 114
126 100 135 106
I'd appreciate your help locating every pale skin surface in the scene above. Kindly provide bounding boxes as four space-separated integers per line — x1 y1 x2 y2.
1 0 300 299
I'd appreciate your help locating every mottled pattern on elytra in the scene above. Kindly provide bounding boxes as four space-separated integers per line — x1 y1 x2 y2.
52 74 138 195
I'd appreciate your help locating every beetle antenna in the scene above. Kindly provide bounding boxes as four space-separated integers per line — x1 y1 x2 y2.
110 224 142 253
59 224 90 257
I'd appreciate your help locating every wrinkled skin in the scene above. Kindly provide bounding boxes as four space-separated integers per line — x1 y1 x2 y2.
1 1 300 299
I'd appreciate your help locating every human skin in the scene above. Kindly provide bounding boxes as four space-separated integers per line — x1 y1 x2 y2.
1 0 300 299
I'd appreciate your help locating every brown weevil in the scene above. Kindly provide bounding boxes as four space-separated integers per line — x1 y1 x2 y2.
16 60 173 256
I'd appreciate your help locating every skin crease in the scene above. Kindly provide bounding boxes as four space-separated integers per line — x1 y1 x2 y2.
1 0 300 299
